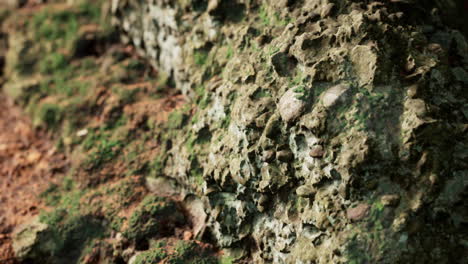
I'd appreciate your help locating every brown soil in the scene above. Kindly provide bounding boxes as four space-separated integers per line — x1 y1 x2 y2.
0 94 68 263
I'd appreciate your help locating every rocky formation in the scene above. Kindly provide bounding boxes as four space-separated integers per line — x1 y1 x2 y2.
111 0 468 263
0 0 466 263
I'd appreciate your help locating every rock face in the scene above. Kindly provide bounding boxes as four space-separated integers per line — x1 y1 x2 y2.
111 0 468 263
12 217 48 260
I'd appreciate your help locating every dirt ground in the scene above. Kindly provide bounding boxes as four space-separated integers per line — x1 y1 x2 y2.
0 94 68 263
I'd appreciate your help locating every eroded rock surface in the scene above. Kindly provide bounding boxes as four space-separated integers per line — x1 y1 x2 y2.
111 0 468 263
0 0 465 263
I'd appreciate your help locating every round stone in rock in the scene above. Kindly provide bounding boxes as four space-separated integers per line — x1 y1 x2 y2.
320 84 350 107
278 88 306 123
346 203 370 221
309 145 325 158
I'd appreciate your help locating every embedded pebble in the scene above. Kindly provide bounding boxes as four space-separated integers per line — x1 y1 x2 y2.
320 84 350 107
278 88 306 123
346 203 370 221
309 145 325 158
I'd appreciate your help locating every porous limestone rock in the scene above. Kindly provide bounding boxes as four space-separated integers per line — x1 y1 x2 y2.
111 0 468 262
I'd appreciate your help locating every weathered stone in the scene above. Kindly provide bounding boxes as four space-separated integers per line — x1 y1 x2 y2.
278 88 307 123
350 45 378 86
145 176 180 197
320 84 350 108
95 0 468 262
346 203 370 222
184 195 207 238
12 216 48 260
309 145 325 158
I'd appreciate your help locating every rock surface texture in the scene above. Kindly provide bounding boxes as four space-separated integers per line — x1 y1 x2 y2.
111 0 468 263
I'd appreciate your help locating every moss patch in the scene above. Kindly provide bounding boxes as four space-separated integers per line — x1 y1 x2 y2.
124 196 185 241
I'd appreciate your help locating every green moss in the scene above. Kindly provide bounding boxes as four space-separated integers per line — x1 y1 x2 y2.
194 49 209 66
36 103 62 129
126 59 145 71
134 247 168 264
33 9 78 43
36 176 106 262
82 129 101 150
124 196 184 240
185 134 196 154
33 7 103 55
40 184 61 206
190 157 204 186
220 115 231 129
77 1 102 23
110 217 124 232
167 110 188 129
104 178 141 207
39 53 68 74
135 240 220 264
258 5 270 25
85 139 123 170
167 241 218 264
258 5 290 27
114 86 140 105
195 85 205 98
39 213 106 261
194 85 211 109
251 88 271 99
345 199 393 263
219 256 235 264
151 155 166 177
226 44 234 60
40 208 67 226
31 1 103 50
294 85 309 101
105 114 128 130
267 46 280 56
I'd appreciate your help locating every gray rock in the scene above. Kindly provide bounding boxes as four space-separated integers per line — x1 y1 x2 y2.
184 195 207 238
12 216 48 260
278 88 307 122
146 176 180 197
320 84 350 107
